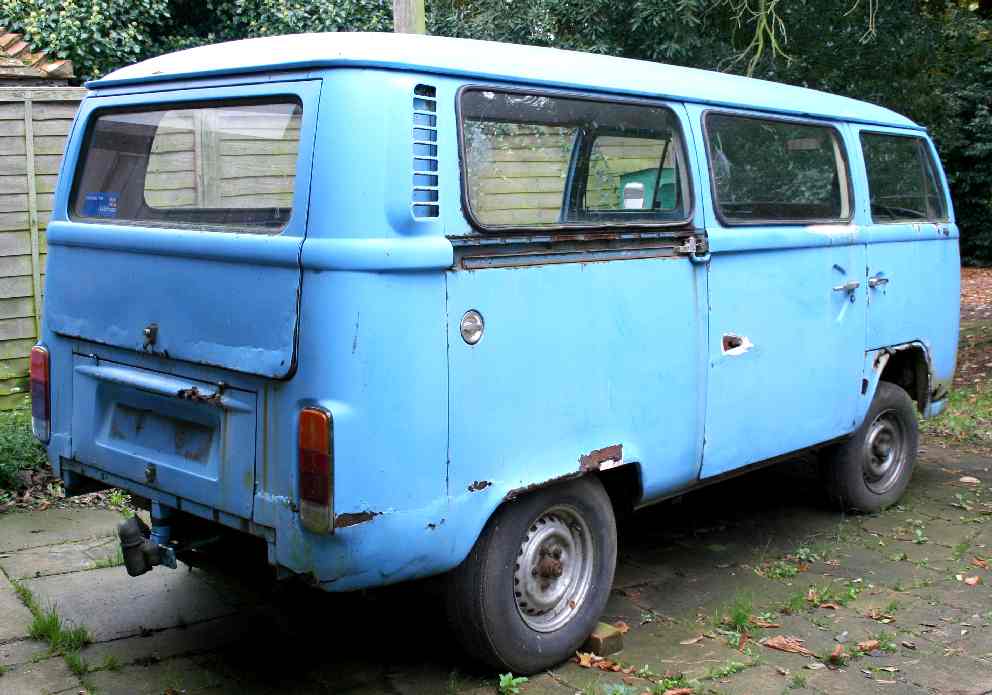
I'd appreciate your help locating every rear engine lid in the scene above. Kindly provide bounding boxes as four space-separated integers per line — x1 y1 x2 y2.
46 81 320 379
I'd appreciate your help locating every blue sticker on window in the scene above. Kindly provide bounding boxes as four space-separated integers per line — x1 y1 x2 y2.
82 192 119 218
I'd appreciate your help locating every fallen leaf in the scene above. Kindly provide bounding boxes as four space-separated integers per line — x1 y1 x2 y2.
750 615 781 628
876 680 898 685
902 640 916 650
775 666 789 676
829 644 847 664
613 621 630 634
971 557 989 570
575 652 595 668
964 576 982 586
865 608 896 623
760 635 815 657
879 666 899 673
679 635 704 645
806 662 826 670
960 476 981 485
662 689 693 695
857 639 880 653
820 602 841 610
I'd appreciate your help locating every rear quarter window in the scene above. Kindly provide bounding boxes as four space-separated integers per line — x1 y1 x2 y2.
860 132 947 223
71 99 302 234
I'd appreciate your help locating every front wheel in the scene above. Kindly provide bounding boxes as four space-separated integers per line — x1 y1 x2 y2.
445 476 617 674
821 381 919 512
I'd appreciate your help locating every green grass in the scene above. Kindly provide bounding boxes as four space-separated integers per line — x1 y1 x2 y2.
0 663 6 677
64 651 89 676
702 658 755 680
0 407 48 494
92 547 125 570
10 577 92 669
921 380 992 449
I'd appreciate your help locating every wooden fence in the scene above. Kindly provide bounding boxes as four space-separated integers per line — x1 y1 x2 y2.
0 87 85 408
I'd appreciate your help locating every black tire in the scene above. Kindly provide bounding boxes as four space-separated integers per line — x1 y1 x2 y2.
445 475 617 674
821 381 918 512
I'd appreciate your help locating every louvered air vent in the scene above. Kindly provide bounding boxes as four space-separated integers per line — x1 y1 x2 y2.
412 84 439 218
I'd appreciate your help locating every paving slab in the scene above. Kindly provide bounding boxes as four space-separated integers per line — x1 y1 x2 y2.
0 638 49 668
22 565 240 642
0 536 121 580
0 656 78 695
0 572 34 643
81 609 273 667
85 654 228 695
0 508 120 553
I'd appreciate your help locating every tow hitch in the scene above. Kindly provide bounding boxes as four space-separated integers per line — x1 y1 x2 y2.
117 515 177 577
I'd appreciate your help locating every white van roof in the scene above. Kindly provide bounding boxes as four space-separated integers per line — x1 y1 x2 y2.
91 32 921 130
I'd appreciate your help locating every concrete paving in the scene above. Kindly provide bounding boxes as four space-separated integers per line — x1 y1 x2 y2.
0 442 989 694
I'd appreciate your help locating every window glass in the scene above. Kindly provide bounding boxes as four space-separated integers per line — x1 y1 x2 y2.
72 99 302 234
705 113 851 224
586 135 682 213
460 89 690 229
860 133 946 223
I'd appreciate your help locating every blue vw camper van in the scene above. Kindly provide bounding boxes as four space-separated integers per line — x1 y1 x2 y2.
32 33 959 673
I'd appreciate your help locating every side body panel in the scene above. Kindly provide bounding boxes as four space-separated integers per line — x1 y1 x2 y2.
686 105 869 478
847 126 960 404
445 255 708 506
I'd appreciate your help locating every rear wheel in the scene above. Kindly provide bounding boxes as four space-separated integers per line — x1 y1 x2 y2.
821 381 918 512
446 476 617 674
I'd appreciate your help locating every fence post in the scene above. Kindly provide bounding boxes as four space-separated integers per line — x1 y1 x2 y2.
22 98 42 340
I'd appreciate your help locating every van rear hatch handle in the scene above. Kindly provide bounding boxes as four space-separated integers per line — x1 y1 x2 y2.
75 364 251 413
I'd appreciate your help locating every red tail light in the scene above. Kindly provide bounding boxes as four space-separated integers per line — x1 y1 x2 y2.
298 407 333 533
30 345 50 443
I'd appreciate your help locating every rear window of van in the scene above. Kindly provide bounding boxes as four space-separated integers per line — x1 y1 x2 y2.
71 99 302 234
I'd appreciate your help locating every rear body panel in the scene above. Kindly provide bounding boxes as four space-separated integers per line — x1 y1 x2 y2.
72 354 257 517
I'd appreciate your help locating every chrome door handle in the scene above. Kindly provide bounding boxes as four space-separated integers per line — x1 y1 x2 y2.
832 280 861 292
868 275 889 288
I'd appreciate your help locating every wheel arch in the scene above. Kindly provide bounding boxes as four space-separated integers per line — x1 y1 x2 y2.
862 341 933 421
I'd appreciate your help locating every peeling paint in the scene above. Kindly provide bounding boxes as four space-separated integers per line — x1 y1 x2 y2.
505 472 582 501
721 333 753 356
467 480 491 492
334 510 381 529
578 444 623 472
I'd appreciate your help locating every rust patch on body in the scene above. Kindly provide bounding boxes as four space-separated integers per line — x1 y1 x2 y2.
334 511 381 529
505 472 582 501
467 480 491 492
579 444 623 472
177 386 223 407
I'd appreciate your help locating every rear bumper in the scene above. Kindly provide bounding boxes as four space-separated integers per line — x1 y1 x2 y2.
58 458 276 548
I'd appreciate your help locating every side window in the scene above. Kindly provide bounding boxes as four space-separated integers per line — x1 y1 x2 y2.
460 89 691 230
860 133 947 223
705 113 851 225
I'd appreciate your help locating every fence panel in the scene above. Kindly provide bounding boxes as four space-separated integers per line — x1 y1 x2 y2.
0 87 85 408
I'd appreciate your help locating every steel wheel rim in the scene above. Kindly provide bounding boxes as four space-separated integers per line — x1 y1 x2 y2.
862 409 907 494
513 504 594 633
